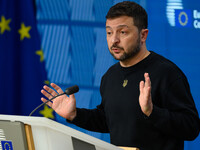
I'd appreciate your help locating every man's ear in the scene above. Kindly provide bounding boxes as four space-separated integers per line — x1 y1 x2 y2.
140 29 149 43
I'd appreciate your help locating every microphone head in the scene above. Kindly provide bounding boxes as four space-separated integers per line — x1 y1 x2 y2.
65 85 79 95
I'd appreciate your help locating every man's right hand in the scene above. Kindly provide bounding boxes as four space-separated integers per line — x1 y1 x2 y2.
41 83 77 121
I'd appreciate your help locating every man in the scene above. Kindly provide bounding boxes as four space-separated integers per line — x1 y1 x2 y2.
41 1 200 150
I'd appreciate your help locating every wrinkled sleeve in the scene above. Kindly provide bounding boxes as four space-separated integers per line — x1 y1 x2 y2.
67 74 109 133
148 77 200 140
67 104 109 133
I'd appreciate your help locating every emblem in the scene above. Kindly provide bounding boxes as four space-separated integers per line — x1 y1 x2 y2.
122 79 128 87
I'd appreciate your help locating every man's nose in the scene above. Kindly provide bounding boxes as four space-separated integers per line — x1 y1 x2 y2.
111 33 120 44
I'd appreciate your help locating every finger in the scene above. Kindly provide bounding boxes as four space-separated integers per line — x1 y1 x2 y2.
139 80 145 93
43 85 58 97
144 73 151 98
41 97 52 107
41 89 54 99
69 94 75 101
144 73 151 88
51 83 64 94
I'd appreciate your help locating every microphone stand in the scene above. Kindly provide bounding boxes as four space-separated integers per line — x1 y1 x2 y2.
29 92 66 116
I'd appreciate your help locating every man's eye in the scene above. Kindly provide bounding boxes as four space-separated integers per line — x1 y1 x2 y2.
121 31 126 34
107 32 112 35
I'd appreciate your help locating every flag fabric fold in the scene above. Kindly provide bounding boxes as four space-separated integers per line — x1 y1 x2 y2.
0 0 53 118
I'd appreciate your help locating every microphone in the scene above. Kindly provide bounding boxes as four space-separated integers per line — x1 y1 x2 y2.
65 85 79 95
29 85 79 116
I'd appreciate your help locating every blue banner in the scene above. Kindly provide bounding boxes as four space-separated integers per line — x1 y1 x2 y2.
0 0 54 118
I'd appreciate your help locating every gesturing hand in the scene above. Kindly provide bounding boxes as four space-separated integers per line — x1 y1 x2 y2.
41 83 77 121
139 73 153 117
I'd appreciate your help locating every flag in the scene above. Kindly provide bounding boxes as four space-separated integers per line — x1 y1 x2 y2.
0 0 54 118
1 141 13 150
175 9 192 27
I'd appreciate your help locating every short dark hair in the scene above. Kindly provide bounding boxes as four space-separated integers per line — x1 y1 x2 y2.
106 1 148 31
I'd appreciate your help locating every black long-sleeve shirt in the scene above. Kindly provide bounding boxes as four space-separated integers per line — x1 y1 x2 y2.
69 51 200 150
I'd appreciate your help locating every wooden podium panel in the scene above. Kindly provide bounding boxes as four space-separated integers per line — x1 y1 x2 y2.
119 147 139 150
25 124 35 150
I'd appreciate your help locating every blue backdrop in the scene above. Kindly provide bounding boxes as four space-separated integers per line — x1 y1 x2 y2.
0 0 200 149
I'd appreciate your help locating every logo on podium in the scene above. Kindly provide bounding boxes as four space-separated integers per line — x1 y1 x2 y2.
1 141 13 150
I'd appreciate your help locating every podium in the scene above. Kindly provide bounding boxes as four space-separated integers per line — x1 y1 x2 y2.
0 114 123 150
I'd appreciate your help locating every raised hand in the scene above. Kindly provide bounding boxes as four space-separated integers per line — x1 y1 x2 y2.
139 73 153 117
41 83 77 121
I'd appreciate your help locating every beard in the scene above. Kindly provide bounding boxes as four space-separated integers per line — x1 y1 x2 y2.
109 35 141 61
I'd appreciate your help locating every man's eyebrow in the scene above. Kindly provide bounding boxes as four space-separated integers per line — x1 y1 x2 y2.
117 25 129 28
106 25 129 29
106 26 111 29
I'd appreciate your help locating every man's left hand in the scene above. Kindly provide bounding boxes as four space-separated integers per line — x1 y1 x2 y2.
139 73 153 117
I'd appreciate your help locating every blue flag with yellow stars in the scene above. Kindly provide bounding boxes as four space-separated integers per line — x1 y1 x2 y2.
0 0 55 119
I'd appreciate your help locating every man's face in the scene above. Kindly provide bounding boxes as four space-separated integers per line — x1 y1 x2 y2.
106 16 141 61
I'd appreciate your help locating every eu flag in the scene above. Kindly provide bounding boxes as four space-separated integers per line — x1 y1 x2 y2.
175 9 192 27
0 0 54 118
1 141 13 150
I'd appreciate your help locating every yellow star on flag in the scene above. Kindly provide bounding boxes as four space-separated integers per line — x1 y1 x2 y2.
39 105 55 119
18 23 31 41
0 16 11 34
44 80 50 85
36 49 44 62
